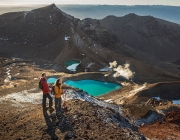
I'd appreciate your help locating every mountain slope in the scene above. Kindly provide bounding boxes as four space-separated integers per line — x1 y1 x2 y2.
0 4 180 83
100 14 180 61
1 5 180 24
0 4 72 60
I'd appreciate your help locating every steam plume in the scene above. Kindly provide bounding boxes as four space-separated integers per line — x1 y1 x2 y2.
109 61 134 79
109 61 117 68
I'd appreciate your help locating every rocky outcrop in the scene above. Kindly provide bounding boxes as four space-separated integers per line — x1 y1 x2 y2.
146 98 171 107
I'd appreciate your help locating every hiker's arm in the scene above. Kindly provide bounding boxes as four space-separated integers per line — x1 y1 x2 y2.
60 85 63 94
54 86 58 94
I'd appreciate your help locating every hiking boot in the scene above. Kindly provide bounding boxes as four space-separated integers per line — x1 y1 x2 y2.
59 109 63 113
56 111 63 118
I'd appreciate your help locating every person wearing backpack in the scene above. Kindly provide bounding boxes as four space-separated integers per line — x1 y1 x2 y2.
40 73 53 110
54 78 64 112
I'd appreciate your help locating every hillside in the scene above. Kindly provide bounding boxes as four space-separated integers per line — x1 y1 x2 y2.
1 5 180 24
0 57 180 140
101 14 180 61
0 4 180 83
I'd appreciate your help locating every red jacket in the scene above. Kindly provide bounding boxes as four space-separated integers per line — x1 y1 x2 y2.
40 78 50 94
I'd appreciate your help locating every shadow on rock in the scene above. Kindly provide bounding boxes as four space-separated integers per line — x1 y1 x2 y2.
43 109 58 140
43 109 75 140
56 111 74 133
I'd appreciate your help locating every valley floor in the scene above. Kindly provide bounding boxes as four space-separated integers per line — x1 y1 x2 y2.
0 57 180 140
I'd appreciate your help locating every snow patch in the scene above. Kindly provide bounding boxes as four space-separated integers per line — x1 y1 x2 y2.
0 88 121 113
99 66 110 72
66 63 80 71
0 88 42 104
64 90 121 113
12 57 20 61
86 62 94 68
24 11 28 18
152 97 161 100
172 100 180 105
65 36 70 40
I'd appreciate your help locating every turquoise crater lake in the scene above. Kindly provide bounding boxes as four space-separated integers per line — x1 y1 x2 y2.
47 78 57 84
64 80 121 96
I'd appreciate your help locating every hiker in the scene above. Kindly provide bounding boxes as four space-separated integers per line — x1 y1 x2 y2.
40 73 53 110
54 78 64 112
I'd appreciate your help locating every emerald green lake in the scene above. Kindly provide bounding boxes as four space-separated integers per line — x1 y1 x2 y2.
64 60 80 66
47 78 57 84
64 80 121 96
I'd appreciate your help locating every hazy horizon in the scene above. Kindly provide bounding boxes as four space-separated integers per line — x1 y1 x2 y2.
1 4 180 7
1 0 180 6
0 4 180 25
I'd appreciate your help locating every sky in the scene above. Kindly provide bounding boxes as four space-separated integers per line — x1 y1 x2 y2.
0 0 180 6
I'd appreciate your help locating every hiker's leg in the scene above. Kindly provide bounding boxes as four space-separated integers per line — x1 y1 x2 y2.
59 97 62 111
47 93 52 107
55 98 58 112
57 98 61 111
42 94 46 109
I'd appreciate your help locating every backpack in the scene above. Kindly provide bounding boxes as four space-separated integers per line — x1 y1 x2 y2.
51 85 55 95
39 80 43 90
51 85 63 95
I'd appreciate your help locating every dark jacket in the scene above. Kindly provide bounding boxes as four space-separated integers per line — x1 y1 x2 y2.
40 78 50 94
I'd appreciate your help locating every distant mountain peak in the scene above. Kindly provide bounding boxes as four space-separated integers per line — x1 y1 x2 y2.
50 3 56 6
48 3 57 8
43 3 60 11
123 13 140 19
126 13 137 16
